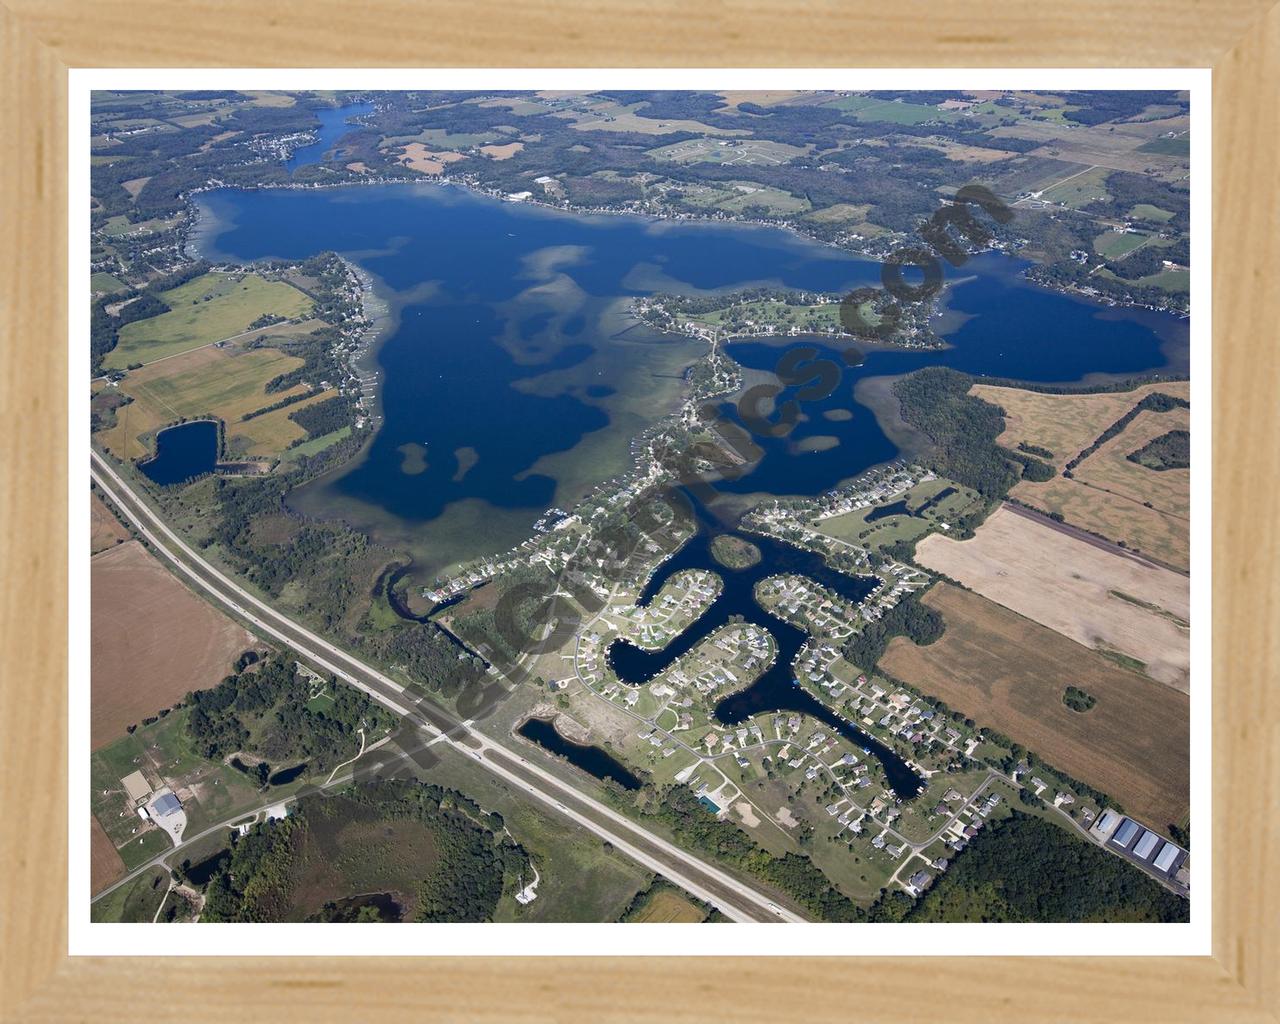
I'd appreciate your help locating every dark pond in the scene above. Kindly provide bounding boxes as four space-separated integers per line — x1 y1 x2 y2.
183 848 230 887
862 486 955 524
268 762 308 786
138 419 219 486
864 499 912 523
517 717 643 791
285 102 375 173
318 891 404 922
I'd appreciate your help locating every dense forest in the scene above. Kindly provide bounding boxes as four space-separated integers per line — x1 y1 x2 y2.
893 367 1032 497
842 589 944 672
1127 429 1189 471
906 811 1188 922
185 650 393 771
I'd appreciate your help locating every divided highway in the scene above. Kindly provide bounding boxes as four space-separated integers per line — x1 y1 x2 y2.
90 451 806 923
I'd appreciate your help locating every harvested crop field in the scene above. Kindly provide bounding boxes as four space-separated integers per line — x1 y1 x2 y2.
480 141 523 160
91 814 127 894
1072 406 1190 520
91 540 253 750
914 505 1190 690
626 888 706 923
970 380 1191 470
396 142 465 174
881 584 1189 828
90 492 130 554
970 381 1192 570
93 344 316 462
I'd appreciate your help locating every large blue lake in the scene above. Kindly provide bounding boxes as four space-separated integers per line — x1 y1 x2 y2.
193 180 1188 799
193 182 1187 576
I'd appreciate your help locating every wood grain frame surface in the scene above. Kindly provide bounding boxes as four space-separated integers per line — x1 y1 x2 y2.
1 2 1276 1020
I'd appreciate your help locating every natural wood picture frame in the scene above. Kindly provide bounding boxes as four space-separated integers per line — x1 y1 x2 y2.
1 1 1276 1019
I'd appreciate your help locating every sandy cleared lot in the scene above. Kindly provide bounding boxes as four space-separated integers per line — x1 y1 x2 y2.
90 814 128 894
882 584 1189 829
915 505 1190 690
90 492 130 554
92 540 253 750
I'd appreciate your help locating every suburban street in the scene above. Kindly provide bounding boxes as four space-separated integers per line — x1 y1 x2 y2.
90 450 807 923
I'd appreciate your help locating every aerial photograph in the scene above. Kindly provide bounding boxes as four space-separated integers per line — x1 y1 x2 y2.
86 86 1193 928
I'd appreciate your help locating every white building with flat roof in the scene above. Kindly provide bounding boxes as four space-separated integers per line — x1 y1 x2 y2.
1153 842 1182 873
1112 819 1141 848
1133 830 1161 860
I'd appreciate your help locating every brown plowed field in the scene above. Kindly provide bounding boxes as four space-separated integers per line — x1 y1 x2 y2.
914 505 1190 690
881 584 1189 828
90 492 130 554
91 540 254 750
90 814 127 894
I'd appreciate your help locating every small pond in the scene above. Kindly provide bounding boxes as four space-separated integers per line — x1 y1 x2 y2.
138 419 219 486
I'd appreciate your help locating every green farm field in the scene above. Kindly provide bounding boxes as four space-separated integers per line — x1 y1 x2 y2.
105 271 312 369
1093 230 1152 259
1130 202 1176 222
1039 165 1112 208
647 137 807 166
823 95 963 125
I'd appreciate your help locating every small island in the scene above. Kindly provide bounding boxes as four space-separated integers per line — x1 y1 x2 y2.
632 285 941 349
710 534 762 570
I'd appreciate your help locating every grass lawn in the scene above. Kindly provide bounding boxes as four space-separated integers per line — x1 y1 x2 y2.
623 885 707 922
1040 166 1112 209
118 828 174 871
91 709 269 862
1093 230 1151 259
647 137 806 166
690 297 842 334
306 691 338 714
824 95 960 125
91 866 171 922
714 183 809 215
1138 135 1190 157
106 271 312 369
281 425 353 461
102 214 180 238
1134 268 1189 291
1129 202 1175 222
91 271 128 294
815 478 980 554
